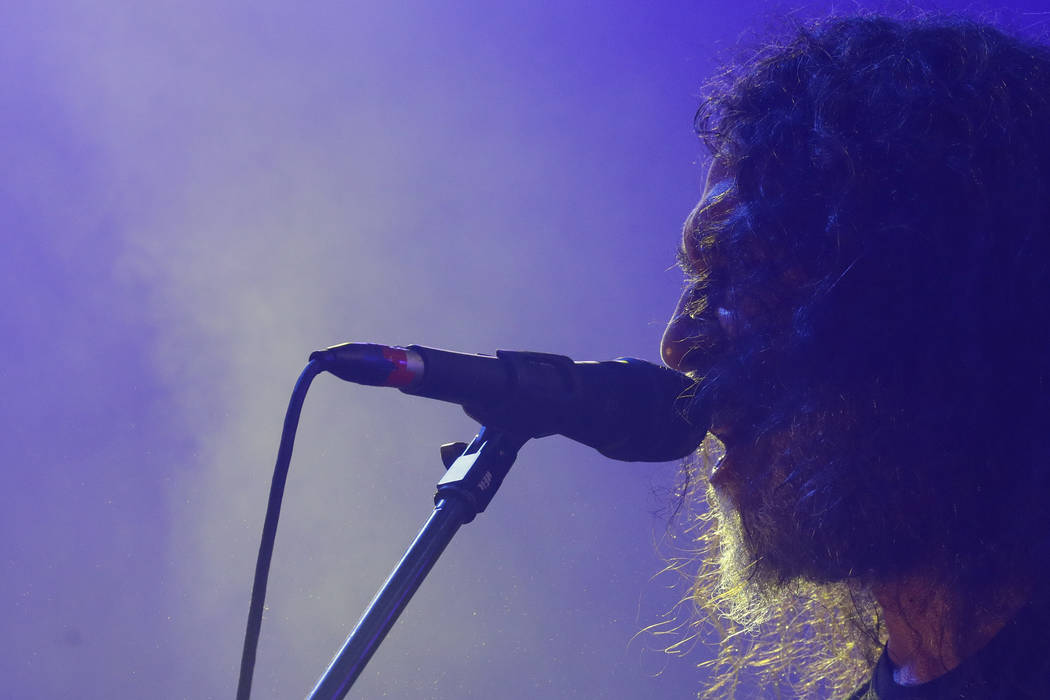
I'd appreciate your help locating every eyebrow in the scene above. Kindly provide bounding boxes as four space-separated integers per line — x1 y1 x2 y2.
676 244 693 270
676 243 711 283
676 178 736 276
705 177 733 198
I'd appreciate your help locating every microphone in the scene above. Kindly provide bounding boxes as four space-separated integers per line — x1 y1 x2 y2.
308 343 710 462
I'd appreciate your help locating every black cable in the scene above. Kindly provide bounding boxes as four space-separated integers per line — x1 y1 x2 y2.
237 360 323 700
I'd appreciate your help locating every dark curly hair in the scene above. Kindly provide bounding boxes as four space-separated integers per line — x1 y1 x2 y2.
661 14 1050 697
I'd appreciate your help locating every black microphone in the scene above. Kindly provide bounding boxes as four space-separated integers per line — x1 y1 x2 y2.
308 342 710 462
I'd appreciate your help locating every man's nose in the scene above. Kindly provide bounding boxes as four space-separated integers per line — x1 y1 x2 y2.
661 288 719 374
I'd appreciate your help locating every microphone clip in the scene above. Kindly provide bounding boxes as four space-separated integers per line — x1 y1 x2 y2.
435 426 528 523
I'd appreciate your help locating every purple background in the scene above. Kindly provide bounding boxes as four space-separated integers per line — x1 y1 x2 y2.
5 2 1048 698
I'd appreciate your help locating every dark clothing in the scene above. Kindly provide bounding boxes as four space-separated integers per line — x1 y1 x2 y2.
845 597 1050 699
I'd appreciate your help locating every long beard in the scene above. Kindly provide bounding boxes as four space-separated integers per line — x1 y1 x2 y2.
699 433 795 630
699 417 879 608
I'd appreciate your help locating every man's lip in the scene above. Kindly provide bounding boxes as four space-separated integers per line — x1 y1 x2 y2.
704 420 738 483
696 431 727 481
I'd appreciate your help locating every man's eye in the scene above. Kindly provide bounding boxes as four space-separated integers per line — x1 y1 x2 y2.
717 306 740 338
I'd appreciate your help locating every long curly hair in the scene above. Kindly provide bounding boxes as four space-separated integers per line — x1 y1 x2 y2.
660 14 1050 697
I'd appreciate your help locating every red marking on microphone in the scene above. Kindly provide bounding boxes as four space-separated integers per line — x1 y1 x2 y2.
382 346 417 387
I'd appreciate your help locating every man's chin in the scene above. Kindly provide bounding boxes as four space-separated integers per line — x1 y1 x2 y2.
704 473 851 594
702 480 793 627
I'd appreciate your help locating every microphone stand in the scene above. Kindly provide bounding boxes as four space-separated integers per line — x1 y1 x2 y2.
307 425 528 699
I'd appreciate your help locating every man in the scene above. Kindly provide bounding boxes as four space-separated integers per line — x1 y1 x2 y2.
660 15 1050 698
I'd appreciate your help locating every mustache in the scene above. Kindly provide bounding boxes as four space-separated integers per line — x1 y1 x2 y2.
683 350 776 443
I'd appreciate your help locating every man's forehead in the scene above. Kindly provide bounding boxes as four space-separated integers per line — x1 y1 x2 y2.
704 158 733 191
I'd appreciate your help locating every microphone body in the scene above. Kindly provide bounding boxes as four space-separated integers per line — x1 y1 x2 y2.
309 343 708 462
